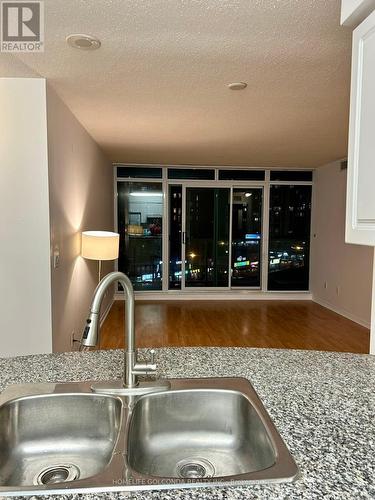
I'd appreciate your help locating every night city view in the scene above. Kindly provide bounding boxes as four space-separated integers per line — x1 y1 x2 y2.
118 181 311 291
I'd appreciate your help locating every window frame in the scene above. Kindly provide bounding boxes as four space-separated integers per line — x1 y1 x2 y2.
114 165 314 294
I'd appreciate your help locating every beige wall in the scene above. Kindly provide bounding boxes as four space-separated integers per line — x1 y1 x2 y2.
47 86 114 352
0 78 52 356
311 160 373 327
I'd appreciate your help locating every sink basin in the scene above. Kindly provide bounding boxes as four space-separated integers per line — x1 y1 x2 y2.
128 389 276 478
0 377 298 495
126 378 298 484
0 393 122 487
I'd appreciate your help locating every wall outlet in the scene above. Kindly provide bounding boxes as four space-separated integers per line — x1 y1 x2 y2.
70 330 82 351
324 281 328 289
336 286 340 296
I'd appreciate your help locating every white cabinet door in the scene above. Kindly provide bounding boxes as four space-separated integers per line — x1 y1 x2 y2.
346 9 375 245
341 0 375 27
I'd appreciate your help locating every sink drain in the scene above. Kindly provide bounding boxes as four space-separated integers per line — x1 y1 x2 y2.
35 464 80 485
176 458 215 479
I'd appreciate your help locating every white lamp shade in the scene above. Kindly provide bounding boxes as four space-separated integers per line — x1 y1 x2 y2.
81 231 119 260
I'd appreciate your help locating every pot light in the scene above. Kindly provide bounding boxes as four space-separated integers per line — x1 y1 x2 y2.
228 82 247 90
66 34 101 50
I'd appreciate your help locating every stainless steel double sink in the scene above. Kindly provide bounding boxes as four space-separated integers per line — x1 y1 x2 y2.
0 377 298 495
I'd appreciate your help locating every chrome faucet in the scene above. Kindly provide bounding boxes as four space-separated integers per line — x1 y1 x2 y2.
81 271 162 391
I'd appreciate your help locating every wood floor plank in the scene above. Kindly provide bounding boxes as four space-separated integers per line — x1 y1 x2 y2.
99 300 370 354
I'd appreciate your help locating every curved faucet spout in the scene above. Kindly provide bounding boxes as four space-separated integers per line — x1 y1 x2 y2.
81 272 156 388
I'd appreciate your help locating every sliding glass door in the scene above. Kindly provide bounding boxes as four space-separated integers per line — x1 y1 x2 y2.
184 187 230 288
168 185 262 290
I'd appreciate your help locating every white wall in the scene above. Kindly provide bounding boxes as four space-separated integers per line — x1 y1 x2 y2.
46 86 114 352
311 160 373 327
0 78 53 356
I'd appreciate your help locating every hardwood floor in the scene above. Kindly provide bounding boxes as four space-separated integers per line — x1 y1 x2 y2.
99 300 370 353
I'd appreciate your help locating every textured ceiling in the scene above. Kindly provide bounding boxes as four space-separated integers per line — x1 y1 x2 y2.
0 0 352 167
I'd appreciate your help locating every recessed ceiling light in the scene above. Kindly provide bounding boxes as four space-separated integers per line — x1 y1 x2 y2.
228 82 247 90
66 34 101 51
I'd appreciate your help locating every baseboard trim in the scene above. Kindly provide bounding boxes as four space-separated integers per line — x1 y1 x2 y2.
100 299 114 327
115 291 313 301
312 296 370 329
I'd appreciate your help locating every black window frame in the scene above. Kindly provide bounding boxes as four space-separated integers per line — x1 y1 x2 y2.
270 171 313 182
167 168 215 180
117 166 163 179
219 169 265 181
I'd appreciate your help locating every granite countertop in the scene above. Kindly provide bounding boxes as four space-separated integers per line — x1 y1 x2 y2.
0 347 374 499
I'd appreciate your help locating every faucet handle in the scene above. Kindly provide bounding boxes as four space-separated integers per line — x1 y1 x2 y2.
133 348 157 376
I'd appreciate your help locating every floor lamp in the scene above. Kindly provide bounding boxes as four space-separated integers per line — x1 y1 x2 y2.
81 231 120 282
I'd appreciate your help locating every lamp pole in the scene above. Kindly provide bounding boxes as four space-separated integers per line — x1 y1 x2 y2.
98 260 102 283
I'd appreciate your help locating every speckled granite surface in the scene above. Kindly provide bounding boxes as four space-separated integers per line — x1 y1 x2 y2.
0 347 374 499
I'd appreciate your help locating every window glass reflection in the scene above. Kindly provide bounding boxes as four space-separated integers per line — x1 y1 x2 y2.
169 185 182 289
231 188 262 287
268 185 312 291
117 182 163 290
185 188 230 287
